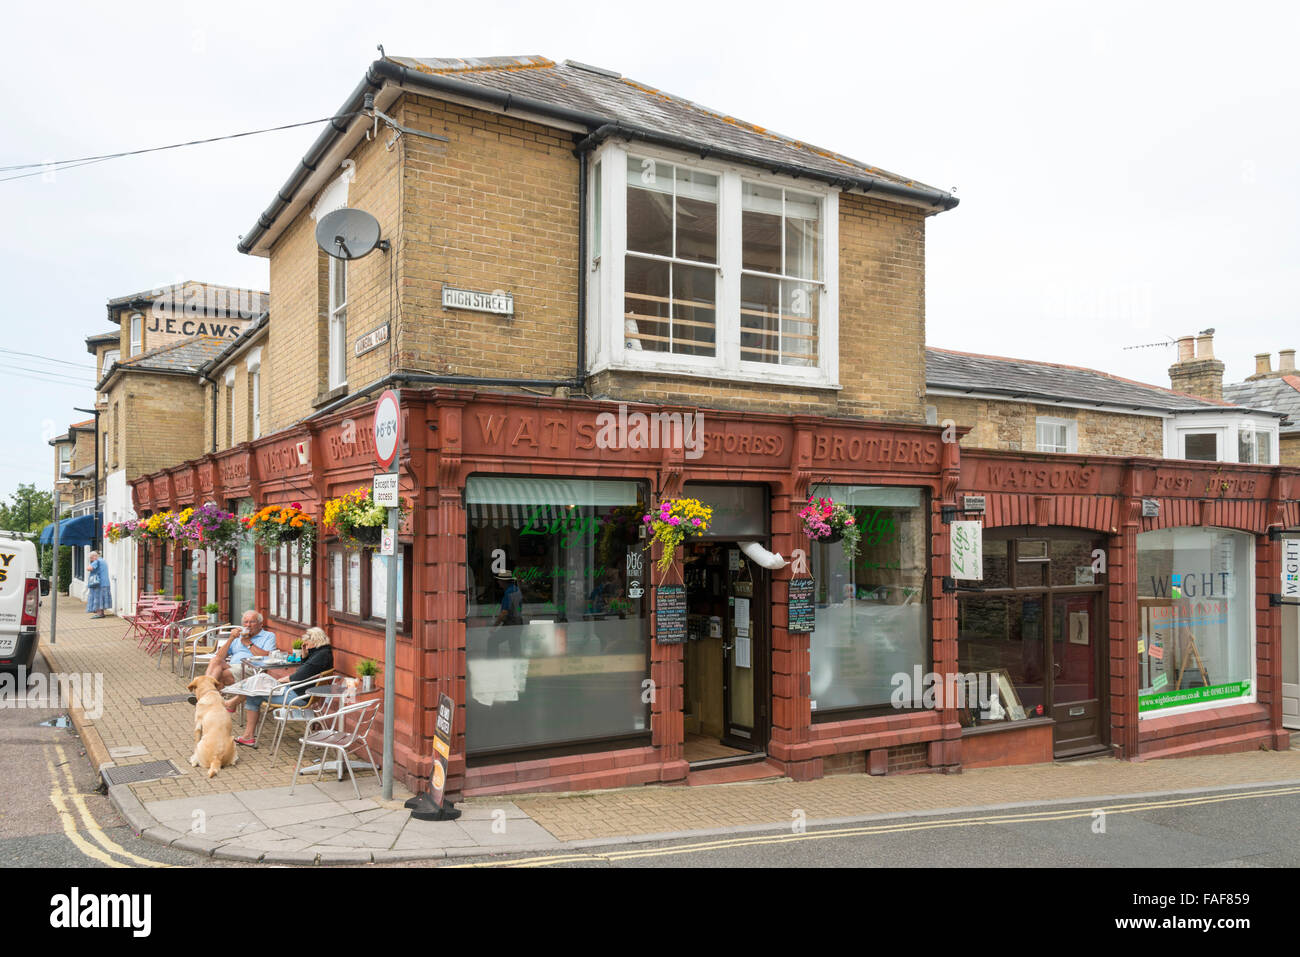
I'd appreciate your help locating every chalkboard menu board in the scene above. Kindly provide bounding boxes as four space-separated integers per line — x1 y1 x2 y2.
788 577 816 633
655 584 687 644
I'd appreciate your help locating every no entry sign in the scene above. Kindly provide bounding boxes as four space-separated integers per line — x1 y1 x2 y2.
373 390 400 469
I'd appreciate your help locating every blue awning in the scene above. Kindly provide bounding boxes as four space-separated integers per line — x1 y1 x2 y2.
39 514 101 547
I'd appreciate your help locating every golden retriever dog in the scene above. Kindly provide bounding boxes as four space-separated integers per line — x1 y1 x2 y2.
186 675 238 778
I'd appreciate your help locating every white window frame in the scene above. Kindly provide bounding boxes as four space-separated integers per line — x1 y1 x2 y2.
247 347 263 440
1178 427 1225 462
101 349 119 376
1034 416 1077 454
129 314 143 356
587 141 840 390
328 257 348 391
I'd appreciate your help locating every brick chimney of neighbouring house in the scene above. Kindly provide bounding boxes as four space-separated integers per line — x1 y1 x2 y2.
1244 346 1297 381
1168 329 1225 401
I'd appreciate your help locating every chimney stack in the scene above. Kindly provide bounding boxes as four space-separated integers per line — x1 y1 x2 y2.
1281 349 1296 374
1254 353 1272 377
1168 329 1225 401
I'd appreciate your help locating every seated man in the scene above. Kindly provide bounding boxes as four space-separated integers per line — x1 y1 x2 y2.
198 610 277 711
236 627 334 747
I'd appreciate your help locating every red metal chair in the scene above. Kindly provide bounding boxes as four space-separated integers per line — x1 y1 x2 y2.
122 595 162 642
139 602 182 655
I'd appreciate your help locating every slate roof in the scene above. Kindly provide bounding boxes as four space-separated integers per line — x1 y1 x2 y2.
387 56 941 194
97 336 230 390
104 282 267 323
925 347 1266 414
1225 376 1300 433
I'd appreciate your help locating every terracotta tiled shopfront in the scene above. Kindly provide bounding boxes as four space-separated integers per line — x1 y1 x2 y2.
132 389 1295 797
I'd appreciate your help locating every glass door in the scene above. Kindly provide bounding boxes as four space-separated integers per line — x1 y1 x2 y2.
1283 601 1299 730
722 553 765 751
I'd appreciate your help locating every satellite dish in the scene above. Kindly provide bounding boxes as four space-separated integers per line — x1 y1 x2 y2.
315 207 384 260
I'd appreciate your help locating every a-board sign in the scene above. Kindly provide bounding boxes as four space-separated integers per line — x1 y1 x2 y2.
655 584 687 644
789 577 816 633
430 693 454 808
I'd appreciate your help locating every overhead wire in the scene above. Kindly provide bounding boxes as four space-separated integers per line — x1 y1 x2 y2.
0 112 361 184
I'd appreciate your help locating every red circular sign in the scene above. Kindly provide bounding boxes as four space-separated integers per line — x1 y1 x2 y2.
373 390 401 469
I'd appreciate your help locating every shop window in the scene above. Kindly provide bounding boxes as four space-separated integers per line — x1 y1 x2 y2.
228 498 255 617
808 486 929 716
269 540 313 626
1136 527 1254 715
465 476 650 757
327 544 408 630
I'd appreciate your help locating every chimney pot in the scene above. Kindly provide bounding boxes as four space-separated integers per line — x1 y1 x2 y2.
1255 353 1272 376
1176 336 1195 362
1281 349 1296 373
1196 332 1215 359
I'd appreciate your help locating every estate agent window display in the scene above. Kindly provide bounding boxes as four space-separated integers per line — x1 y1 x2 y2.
464 476 652 760
808 486 930 719
1136 527 1255 717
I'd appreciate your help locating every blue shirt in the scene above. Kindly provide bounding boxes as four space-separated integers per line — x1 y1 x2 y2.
228 628 277 662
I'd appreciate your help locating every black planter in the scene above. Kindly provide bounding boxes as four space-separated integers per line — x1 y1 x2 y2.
352 525 383 545
823 531 843 545
277 526 304 543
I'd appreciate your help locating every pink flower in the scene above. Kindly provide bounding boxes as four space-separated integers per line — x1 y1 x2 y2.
668 516 680 526
691 518 702 526
845 516 855 525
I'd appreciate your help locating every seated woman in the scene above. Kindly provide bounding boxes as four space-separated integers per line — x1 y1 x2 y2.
236 627 334 747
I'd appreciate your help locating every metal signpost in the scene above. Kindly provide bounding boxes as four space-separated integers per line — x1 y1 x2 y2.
372 389 401 801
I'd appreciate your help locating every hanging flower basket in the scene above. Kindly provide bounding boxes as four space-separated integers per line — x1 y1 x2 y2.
242 503 317 563
642 498 713 573
141 511 176 542
323 486 409 548
179 503 245 561
798 496 861 559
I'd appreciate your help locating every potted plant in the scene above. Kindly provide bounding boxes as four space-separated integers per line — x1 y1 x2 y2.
243 503 317 563
203 602 220 625
642 498 712 572
324 487 408 548
356 658 379 693
290 638 304 663
798 496 862 559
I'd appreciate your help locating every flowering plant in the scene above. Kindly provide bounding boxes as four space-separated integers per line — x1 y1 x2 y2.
105 520 137 543
242 503 316 561
642 498 712 572
322 487 409 547
798 497 861 559
141 511 175 541
177 503 244 560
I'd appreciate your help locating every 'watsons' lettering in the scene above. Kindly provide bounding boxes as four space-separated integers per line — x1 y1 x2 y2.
982 465 1098 491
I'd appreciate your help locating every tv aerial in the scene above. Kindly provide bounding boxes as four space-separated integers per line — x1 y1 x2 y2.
315 207 389 260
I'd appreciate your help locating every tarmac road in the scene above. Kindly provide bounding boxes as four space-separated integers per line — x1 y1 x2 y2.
441 783 1300 869
0 651 227 868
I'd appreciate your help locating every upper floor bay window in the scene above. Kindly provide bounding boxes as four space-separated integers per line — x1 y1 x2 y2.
589 144 839 388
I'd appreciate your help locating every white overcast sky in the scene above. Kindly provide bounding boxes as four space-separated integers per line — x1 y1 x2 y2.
2 0 1298 498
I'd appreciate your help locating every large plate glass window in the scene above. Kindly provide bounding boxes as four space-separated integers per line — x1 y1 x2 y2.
740 182 821 367
465 477 651 756
624 157 718 358
1137 527 1255 715
808 486 928 714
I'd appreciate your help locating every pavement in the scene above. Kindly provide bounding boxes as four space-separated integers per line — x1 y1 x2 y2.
35 594 1300 865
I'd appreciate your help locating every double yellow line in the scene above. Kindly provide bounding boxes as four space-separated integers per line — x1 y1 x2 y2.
46 743 170 868
453 783 1300 867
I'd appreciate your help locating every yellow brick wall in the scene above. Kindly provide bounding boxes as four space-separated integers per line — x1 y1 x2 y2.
120 376 208 480
260 92 929 425
1281 433 1300 467
929 395 1165 455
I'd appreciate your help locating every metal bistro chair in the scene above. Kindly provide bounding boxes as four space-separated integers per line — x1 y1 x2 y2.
137 601 180 653
122 595 162 643
255 672 339 762
290 698 382 799
185 625 238 680
156 614 206 670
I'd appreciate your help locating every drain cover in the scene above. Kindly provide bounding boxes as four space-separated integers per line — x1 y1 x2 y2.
38 715 73 728
101 760 183 787
139 695 191 706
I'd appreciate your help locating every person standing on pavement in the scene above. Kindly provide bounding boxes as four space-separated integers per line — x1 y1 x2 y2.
86 551 112 618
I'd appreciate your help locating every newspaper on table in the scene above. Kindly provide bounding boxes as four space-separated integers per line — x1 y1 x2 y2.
222 673 283 697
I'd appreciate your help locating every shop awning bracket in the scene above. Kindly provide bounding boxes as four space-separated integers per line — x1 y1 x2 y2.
943 577 987 594
1268 594 1300 607
940 505 984 525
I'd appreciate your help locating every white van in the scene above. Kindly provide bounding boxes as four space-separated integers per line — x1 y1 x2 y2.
0 535 41 672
